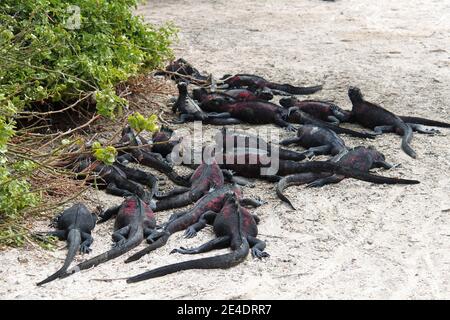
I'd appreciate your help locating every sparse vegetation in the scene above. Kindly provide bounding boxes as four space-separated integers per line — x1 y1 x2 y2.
0 0 176 246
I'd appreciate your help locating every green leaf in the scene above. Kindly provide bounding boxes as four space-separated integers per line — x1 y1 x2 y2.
92 142 117 166
128 112 159 133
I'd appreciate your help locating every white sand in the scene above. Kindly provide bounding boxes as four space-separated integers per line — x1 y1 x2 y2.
1 0 450 299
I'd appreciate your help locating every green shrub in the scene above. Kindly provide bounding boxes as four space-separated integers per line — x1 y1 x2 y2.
0 0 176 246
0 0 175 115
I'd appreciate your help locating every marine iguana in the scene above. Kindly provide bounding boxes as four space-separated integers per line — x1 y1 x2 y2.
280 125 347 157
117 151 189 187
224 88 274 101
113 162 159 199
219 127 307 161
214 149 419 186
156 58 209 85
126 191 268 283
124 184 264 263
198 94 376 136
61 195 157 278
345 88 450 157
153 161 225 211
120 125 181 159
193 87 273 103
117 127 189 187
223 74 322 95
200 98 296 131
193 90 238 108
72 156 153 202
118 126 150 151
347 87 419 158
172 82 242 125
286 108 376 139
276 146 396 209
36 203 96 286
279 97 350 125
151 126 181 158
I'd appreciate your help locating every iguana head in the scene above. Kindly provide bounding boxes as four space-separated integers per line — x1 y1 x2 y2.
348 86 364 103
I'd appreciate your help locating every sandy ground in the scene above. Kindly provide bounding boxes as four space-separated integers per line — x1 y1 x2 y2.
1 0 450 300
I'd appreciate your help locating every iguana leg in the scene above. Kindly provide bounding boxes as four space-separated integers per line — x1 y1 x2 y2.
373 160 394 169
287 106 299 117
303 145 332 157
146 230 167 244
252 214 261 225
330 149 349 162
169 211 188 221
247 236 269 259
207 112 232 119
98 205 120 223
143 227 156 238
172 113 195 124
138 151 190 188
116 164 159 197
155 187 190 199
407 123 440 134
171 236 231 255
231 176 255 187
146 151 166 163
240 197 267 208
184 211 217 238
327 116 340 125
114 177 151 203
274 114 296 131
280 137 302 146
373 125 395 134
307 174 344 188
165 211 188 225
222 170 255 187
165 154 174 166
112 226 131 247
80 232 94 253
166 171 191 187
105 182 134 198
117 153 136 165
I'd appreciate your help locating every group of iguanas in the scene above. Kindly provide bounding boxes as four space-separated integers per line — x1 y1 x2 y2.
36 58 450 286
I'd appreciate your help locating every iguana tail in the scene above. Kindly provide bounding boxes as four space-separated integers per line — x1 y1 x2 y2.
400 116 450 128
124 233 170 263
400 124 417 159
154 191 193 212
293 161 420 185
36 229 81 286
276 173 328 210
127 239 249 283
60 226 143 279
267 83 322 95
167 171 191 187
278 148 307 161
137 152 190 187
